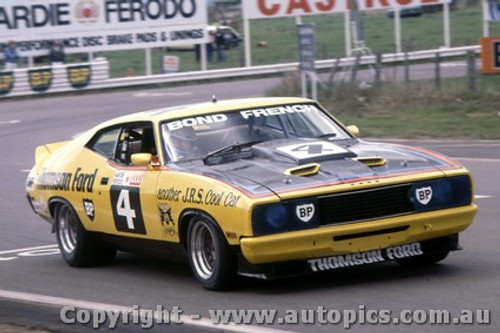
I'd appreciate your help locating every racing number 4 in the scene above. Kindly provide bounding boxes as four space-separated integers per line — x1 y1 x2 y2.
110 186 146 234
116 189 136 230
292 144 328 155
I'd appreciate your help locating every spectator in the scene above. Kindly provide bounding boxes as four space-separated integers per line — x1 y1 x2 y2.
3 40 19 70
49 40 65 65
215 28 226 62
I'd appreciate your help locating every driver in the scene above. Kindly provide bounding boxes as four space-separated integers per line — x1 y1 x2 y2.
167 127 200 161
247 116 271 141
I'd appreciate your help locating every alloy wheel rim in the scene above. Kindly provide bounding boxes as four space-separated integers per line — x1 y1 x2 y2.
58 206 77 254
190 221 217 280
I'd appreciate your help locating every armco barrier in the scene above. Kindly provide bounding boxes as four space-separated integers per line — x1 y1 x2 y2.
0 45 479 99
0 59 109 98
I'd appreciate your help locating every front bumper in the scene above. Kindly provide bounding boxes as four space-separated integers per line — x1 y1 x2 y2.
240 204 477 264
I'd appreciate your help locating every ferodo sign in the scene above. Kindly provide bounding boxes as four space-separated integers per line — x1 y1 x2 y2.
0 0 208 56
242 0 449 19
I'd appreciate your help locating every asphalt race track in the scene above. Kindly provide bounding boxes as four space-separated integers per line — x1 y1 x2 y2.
0 78 499 333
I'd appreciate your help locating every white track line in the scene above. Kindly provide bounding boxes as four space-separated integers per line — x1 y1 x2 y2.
0 289 295 333
475 195 491 199
0 120 20 125
0 244 58 255
133 92 192 97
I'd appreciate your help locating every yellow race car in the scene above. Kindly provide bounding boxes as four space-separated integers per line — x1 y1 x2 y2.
26 97 477 290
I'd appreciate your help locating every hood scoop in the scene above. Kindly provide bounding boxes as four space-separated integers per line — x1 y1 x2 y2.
352 156 387 167
283 163 320 177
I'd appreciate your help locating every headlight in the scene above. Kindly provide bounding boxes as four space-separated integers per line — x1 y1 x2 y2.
252 199 319 236
410 176 472 212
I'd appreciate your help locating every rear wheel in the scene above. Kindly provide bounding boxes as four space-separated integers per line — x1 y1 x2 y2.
187 216 236 290
396 251 449 267
55 202 116 267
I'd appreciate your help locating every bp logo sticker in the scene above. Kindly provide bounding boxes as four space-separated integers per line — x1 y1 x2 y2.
296 203 315 223
0 72 14 95
416 186 433 205
83 199 95 221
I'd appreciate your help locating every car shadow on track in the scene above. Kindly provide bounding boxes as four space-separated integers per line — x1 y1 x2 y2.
105 252 464 293
235 262 464 294
108 252 193 277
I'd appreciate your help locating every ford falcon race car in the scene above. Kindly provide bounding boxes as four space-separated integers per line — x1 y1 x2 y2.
26 97 478 290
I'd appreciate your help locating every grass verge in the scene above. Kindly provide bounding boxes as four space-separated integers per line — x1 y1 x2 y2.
266 73 500 139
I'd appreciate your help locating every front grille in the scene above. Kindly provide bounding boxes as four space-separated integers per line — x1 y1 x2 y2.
317 184 414 226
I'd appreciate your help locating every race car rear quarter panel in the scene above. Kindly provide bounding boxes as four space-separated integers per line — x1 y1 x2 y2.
29 146 111 226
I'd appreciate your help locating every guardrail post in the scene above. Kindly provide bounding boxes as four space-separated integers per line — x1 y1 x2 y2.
375 53 382 87
467 51 477 91
350 53 361 83
435 52 441 90
404 51 410 86
145 48 152 76
327 57 340 87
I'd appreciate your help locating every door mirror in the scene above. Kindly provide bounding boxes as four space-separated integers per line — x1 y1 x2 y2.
131 153 152 167
346 125 360 137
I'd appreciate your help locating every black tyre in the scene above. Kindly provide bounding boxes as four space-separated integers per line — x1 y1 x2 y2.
187 216 236 290
396 251 449 267
55 202 116 267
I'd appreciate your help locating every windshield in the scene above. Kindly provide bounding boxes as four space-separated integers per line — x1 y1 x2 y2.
161 103 350 162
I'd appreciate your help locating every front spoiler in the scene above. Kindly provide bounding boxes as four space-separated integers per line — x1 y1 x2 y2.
237 234 461 279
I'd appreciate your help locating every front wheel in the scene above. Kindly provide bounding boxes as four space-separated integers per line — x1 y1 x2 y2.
187 216 236 290
55 202 116 267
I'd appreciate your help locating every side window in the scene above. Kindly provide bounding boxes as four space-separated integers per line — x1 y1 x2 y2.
115 125 157 165
88 128 120 159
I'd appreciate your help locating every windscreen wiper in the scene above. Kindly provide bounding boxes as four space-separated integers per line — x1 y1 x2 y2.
316 133 337 139
203 140 262 165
